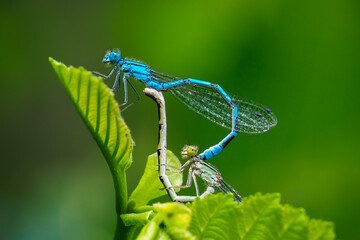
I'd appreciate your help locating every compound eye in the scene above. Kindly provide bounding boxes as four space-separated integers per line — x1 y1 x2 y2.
109 52 119 61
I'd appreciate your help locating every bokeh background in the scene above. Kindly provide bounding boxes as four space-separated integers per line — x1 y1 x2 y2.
1 0 359 239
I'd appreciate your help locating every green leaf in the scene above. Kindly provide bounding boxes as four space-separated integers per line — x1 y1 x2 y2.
154 202 192 229
189 193 239 240
49 58 134 237
120 211 154 226
49 58 133 171
236 193 283 240
277 205 308 240
158 231 172 240
136 215 161 240
164 228 196 240
154 202 195 240
187 193 335 240
129 151 183 207
308 219 335 240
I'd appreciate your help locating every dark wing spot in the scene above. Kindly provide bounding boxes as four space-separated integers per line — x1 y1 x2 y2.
256 113 263 117
264 108 272 114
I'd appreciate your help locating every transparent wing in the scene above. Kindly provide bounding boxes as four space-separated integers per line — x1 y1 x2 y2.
152 70 277 134
218 179 243 203
199 160 243 204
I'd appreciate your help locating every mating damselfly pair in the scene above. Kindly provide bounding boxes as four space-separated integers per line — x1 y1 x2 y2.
93 50 277 161
93 50 277 202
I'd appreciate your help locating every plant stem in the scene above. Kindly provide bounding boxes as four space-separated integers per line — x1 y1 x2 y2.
111 168 129 240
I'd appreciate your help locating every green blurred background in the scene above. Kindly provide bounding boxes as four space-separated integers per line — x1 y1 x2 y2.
1 0 359 239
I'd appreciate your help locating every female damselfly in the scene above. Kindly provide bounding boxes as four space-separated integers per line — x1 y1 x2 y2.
164 145 242 203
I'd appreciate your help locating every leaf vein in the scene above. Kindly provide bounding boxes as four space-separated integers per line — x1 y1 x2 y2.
85 75 92 119
111 113 120 160
95 80 101 134
104 94 111 146
76 70 83 104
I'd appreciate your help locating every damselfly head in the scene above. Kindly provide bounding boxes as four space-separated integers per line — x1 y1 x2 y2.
181 145 198 159
103 50 121 64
